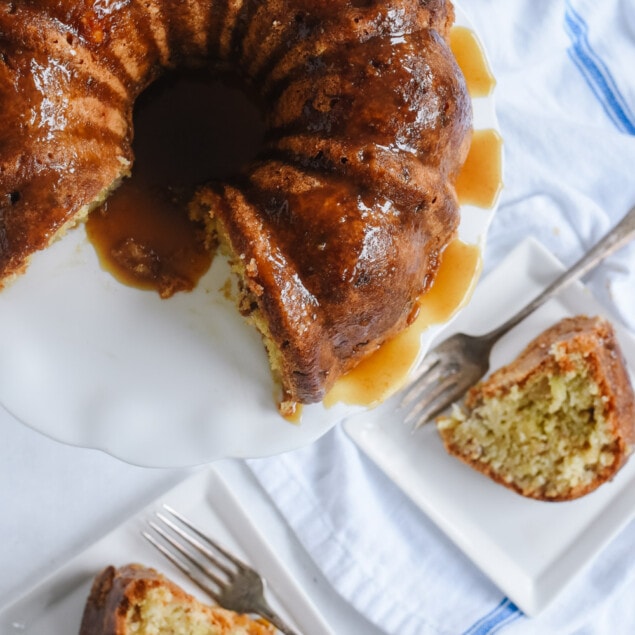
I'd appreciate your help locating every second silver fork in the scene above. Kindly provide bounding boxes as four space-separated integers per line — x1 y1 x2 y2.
143 504 299 635
402 203 635 428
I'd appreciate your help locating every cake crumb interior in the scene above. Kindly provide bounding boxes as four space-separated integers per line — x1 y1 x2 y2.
126 587 250 635
439 352 616 498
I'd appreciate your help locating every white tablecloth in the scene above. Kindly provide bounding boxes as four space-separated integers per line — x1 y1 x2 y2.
2 1 635 634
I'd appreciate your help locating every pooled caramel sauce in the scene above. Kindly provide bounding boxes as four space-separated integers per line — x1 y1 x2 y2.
452 24 502 210
456 128 503 209
86 178 213 298
450 26 496 98
280 401 304 424
324 239 481 408
86 71 264 296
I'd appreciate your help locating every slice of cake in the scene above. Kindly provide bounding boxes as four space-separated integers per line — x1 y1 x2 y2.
78 564 274 635
437 316 635 501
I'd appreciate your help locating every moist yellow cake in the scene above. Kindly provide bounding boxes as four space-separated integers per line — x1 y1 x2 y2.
438 316 635 501
0 0 471 405
78 564 274 635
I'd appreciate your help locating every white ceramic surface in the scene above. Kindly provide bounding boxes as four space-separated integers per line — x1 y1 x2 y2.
345 238 635 616
0 4 498 467
0 466 333 635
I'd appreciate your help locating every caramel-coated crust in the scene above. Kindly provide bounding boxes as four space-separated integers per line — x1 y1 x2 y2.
0 0 471 402
78 564 273 635
441 316 635 501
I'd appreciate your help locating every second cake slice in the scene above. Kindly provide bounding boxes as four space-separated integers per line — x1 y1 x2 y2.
437 315 635 501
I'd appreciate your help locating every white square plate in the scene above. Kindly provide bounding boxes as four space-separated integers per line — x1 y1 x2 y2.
345 238 635 616
0 466 332 635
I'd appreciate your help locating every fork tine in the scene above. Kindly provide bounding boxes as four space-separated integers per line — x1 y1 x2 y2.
406 381 468 429
403 374 456 426
153 511 234 578
408 350 441 383
142 529 222 602
162 504 251 572
146 517 228 583
401 354 460 409
400 361 460 410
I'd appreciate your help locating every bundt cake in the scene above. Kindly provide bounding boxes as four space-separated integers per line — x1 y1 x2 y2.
79 564 275 635
0 0 471 405
437 316 635 501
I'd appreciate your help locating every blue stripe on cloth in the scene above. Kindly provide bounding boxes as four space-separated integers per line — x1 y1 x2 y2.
462 598 523 635
564 1 635 135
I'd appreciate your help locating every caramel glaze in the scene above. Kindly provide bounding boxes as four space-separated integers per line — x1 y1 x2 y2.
0 0 471 405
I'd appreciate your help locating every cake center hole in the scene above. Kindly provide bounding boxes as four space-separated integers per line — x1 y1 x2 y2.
86 70 265 297
133 70 266 185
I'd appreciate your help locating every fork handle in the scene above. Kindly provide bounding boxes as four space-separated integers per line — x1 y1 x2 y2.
483 204 635 344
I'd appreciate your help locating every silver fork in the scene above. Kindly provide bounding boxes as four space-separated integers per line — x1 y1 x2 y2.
142 504 299 635
402 204 635 429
